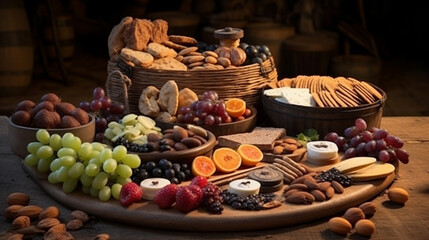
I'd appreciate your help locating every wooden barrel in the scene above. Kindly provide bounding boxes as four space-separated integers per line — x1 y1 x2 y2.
44 15 75 64
331 55 381 85
0 0 34 96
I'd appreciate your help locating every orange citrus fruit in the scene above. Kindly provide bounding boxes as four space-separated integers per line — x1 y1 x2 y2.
192 156 216 177
225 98 246 118
236 144 264 167
212 147 242 173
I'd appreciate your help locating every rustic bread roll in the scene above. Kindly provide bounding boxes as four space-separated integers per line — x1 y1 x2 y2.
138 86 160 117
178 88 198 110
151 19 169 43
120 48 154 67
125 18 153 51
107 16 133 57
147 42 177 58
157 80 179 115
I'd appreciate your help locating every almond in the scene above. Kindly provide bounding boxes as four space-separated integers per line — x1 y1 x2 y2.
343 207 365 226
387 187 409 204
5 233 24 240
3 205 24 220
12 215 31 228
66 219 83 231
358 202 377 217
71 107 90 125
7 192 30 206
317 181 331 192
331 180 344 193
172 126 188 141
39 206 60 219
303 178 319 190
324 186 335 199
17 205 43 219
328 217 352 235
44 229 74 240
37 217 61 229
70 210 89 223
49 223 67 232
285 191 315 204
93 233 110 240
310 189 326 202
355 219 376 236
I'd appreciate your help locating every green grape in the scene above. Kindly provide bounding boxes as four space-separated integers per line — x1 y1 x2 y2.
37 157 53 173
111 183 122 200
81 185 91 194
112 145 127 161
116 176 131 185
36 129 50 144
91 142 105 152
50 158 62 172
99 148 112 163
108 171 118 181
57 147 77 158
122 154 141 168
36 145 54 159
116 164 132 178
60 156 76 167
99 186 111 202
80 172 94 187
89 187 100 198
92 172 108 190
69 136 82 152
63 178 78 193
88 150 100 160
56 166 70 182
48 172 60 184
24 154 39 167
49 134 62 151
103 159 117 173
27 142 44 154
61 132 75 148
85 163 100 177
88 157 101 166
68 162 84 179
78 142 93 161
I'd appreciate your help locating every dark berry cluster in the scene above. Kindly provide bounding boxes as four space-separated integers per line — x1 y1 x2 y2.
220 190 275 211
201 184 224 214
316 168 352 187
113 137 172 153
131 159 192 184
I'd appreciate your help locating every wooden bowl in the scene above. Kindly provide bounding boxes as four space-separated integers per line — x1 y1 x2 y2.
131 130 217 165
8 116 95 159
155 106 257 137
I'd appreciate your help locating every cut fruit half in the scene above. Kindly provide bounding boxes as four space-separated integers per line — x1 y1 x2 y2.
212 147 242 173
192 156 216 177
237 144 263 167
225 98 246 118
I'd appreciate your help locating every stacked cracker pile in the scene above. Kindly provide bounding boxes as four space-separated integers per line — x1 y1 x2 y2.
270 75 383 107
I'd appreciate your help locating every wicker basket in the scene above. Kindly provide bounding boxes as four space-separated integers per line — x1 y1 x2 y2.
106 57 278 114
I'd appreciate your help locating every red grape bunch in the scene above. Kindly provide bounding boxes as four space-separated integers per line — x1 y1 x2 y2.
324 118 409 164
79 87 125 142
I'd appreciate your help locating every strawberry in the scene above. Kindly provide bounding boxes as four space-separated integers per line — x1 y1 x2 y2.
190 176 208 188
119 182 143 206
154 184 179 209
175 185 203 213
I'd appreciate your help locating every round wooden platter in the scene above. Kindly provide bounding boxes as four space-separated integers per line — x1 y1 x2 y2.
21 161 395 232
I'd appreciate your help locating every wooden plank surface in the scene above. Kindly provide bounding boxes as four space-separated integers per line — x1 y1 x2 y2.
1 116 429 239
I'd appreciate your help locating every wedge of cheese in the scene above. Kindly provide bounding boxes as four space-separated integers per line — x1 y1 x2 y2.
347 162 395 181
334 157 377 173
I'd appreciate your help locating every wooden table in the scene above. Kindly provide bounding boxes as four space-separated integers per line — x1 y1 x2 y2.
1 116 428 240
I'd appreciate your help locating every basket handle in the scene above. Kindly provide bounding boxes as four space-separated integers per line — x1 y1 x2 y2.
106 70 132 114
259 57 276 78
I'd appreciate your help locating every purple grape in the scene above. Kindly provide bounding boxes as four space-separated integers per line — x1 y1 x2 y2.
365 140 376 153
369 127 379 133
106 114 121 123
356 142 366 156
93 87 105 99
342 143 350 152
392 137 404 149
334 136 346 148
387 149 397 161
373 129 388 140
324 132 338 142
95 132 105 142
355 118 367 131
361 130 373 142
196 109 208 119
344 147 357 159
180 106 192 115
177 114 185 123
385 135 404 148
214 115 222 125
204 114 215 126
395 148 409 164
344 126 360 138
195 101 204 111
350 135 363 147
90 99 102 111
378 150 390 163
99 95 111 110
95 117 107 132
184 111 196 123
109 102 124 114
202 91 218 101
376 139 387 151
79 101 91 112
201 100 214 113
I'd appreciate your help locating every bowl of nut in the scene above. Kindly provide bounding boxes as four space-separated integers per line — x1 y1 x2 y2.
8 93 96 159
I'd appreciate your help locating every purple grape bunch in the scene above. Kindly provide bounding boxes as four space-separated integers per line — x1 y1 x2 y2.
323 118 409 164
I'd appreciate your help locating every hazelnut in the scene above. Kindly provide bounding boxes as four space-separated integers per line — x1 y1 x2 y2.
33 109 61 129
387 187 409 204
358 202 377 217
61 115 81 128
10 110 32 127
15 99 35 112
172 126 188 142
355 219 376 236
71 107 89 125
342 207 365 226
70 210 89 223
55 102 76 116
328 217 352 235
66 218 83 231
33 101 55 114
12 215 31 228
40 93 61 104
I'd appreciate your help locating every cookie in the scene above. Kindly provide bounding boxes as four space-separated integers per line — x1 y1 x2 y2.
147 42 177 58
157 80 179 115
325 85 347 107
178 46 198 56
360 81 383 100
149 57 187 71
202 51 218 58
125 18 153 51
204 56 217 64
336 90 359 107
162 40 187 51
168 35 198 46
311 92 324 107
120 48 154 67
151 19 169 43
108 16 133 57
324 90 339 107
183 55 205 64
188 61 204 68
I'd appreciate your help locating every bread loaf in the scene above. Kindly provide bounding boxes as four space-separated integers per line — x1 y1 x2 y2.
217 127 286 151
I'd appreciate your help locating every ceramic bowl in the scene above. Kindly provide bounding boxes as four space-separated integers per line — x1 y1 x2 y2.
8 116 95 159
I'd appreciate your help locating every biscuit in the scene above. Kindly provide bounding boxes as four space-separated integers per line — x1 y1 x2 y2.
149 57 187 71
183 55 205 64
178 46 198 56
157 80 179 115
125 18 153 51
202 51 218 58
324 90 339 107
162 40 187 51
138 86 160 117
178 88 198 110
151 19 169 43
360 81 383 100
108 16 133 57
311 92 324 107
188 61 204 68
120 48 154 67
168 35 198 46
147 42 177 58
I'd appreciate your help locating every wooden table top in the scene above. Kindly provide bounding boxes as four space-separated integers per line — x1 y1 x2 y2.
1 116 428 240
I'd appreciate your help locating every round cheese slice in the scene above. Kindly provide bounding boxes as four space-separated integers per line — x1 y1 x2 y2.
306 141 338 164
228 179 261 197
140 178 171 200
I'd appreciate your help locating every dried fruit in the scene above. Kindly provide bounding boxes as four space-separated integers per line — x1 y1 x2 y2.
44 230 74 240
37 217 60 229
70 210 89 223
34 100 55 113
17 205 43 219
236 144 263 167
5 233 24 240
119 182 143 206
191 156 216 177
55 102 76 116
7 192 30 206
40 93 61 104
15 100 35 112
3 205 23 220
355 219 376 236
33 109 61 129
328 217 352 235
285 191 315 204
154 184 179 209
175 185 203 213
12 215 31 228
212 147 242 173
343 207 365 226
10 110 32 127
71 107 90 125
387 187 409 204
172 125 188 142
66 218 83 231
39 206 60 219
358 202 377 217
61 115 81 128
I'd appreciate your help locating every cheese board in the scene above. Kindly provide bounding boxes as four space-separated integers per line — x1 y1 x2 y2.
22 160 395 232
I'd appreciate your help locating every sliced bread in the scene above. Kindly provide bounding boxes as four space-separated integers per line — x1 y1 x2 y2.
217 127 286 151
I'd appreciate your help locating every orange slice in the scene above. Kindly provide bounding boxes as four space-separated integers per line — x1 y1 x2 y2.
237 144 264 167
225 98 246 118
192 156 216 177
212 147 242 173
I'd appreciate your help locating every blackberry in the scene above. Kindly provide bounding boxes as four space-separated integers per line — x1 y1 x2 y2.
220 190 275 211
316 167 352 187
202 184 224 214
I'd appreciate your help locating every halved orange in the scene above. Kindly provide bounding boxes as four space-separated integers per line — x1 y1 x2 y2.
237 144 264 167
212 147 242 173
192 156 216 177
225 98 246 118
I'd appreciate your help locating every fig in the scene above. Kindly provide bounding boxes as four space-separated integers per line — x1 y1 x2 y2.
33 109 61 129
40 93 61 104
55 102 76 116
61 115 81 128
70 108 89 125
15 100 35 112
